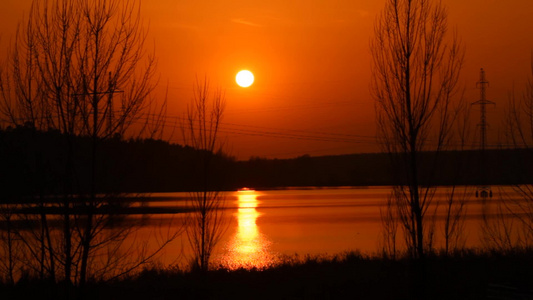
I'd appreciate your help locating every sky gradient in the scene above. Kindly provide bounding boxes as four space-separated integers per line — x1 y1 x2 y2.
1 0 532 159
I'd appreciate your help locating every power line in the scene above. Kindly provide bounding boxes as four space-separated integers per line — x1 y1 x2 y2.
134 114 378 145
141 113 375 139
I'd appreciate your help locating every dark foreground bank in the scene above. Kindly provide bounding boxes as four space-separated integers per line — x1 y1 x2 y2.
2 249 532 300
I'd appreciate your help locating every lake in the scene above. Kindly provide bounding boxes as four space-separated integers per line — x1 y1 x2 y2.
135 185 528 269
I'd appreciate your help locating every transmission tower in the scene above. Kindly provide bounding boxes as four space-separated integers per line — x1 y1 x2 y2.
472 68 494 198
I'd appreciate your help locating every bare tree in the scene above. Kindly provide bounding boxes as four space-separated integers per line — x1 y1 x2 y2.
0 21 41 284
0 0 80 285
0 0 166 287
371 0 464 259
73 0 157 288
505 56 533 149
0 205 22 285
481 198 523 252
183 78 227 272
500 54 533 248
380 193 399 259
442 186 467 254
442 101 471 255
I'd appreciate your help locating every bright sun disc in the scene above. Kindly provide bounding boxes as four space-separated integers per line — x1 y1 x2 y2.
236 70 254 88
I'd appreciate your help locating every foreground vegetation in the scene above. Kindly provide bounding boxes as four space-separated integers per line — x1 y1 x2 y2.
1 249 532 299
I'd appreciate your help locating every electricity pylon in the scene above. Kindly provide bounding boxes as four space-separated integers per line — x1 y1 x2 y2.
472 68 494 198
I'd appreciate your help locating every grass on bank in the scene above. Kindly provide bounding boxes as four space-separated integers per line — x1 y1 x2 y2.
1 249 532 299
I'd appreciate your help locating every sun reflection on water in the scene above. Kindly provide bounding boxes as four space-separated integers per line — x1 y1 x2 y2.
218 189 277 270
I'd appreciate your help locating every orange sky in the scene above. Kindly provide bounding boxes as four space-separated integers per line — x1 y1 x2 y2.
1 0 532 159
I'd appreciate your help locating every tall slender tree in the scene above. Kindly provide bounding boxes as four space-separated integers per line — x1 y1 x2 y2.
371 0 464 258
183 77 227 273
502 54 533 248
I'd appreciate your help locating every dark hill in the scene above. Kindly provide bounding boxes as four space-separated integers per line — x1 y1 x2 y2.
1 126 532 197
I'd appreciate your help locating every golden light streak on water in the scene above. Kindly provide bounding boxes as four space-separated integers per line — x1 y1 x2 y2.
218 189 277 269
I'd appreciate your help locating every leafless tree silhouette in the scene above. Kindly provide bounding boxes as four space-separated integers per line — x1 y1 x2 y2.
183 77 227 272
380 193 399 259
442 186 468 254
442 101 471 255
0 0 170 288
499 54 533 249
0 205 23 285
371 0 464 259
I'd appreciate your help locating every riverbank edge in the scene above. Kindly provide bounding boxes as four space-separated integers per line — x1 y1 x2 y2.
2 248 532 299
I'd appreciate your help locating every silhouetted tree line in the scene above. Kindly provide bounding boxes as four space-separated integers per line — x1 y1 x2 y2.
2 125 533 198
0 125 232 198
236 150 533 188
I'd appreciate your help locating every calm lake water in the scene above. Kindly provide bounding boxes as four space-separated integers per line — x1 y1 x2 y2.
136 186 527 269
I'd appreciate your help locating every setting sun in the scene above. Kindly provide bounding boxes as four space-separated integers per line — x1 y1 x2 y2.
236 70 254 88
